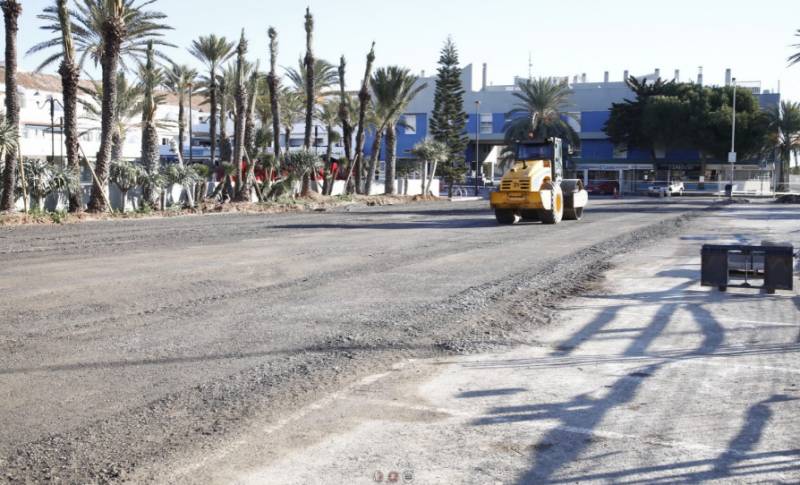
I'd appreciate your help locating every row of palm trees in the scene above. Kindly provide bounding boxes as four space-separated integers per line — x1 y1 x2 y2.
0 0 432 214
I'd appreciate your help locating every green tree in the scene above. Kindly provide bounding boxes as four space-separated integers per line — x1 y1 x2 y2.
267 27 282 159
31 0 83 212
429 38 468 166
337 56 354 162
232 31 251 201
164 64 198 160
279 88 304 149
79 73 143 161
789 29 800 66
370 66 426 194
351 43 376 194
139 41 165 206
190 34 235 167
317 99 341 195
765 101 800 189
506 77 579 147
109 158 142 211
411 138 448 195
0 0 21 212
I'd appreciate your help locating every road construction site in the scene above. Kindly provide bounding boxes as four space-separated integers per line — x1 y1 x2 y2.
0 197 797 484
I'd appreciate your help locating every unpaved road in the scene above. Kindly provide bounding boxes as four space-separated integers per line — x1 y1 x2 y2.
0 197 714 482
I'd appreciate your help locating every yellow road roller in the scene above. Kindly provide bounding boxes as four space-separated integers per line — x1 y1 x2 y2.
490 137 588 224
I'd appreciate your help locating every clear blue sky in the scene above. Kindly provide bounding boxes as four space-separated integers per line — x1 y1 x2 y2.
7 0 800 103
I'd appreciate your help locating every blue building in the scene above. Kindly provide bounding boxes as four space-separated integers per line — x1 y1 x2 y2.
366 65 780 193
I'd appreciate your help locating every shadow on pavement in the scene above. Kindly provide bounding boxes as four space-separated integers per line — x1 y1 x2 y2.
462 266 796 484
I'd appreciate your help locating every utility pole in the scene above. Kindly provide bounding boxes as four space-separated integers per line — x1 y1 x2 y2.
729 78 737 200
475 100 481 197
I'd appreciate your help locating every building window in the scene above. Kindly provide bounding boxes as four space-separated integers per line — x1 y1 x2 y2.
403 114 417 135
480 113 492 134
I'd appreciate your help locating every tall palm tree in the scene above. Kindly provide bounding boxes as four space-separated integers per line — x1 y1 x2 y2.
35 0 173 212
789 29 800 66
232 31 251 201
286 58 339 105
164 63 197 160
29 0 174 73
301 7 315 152
337 55 353 162
139 41 165 206
766 101 800 190
317 99 341 195
370 66 426 194
244 62 261 160
30 0 83 211
279 88 304 154
255 85 273 155
216 63 236 163
0 0 21 212
505 77 579 147
351 42 376 194
190 34 235 168
80 73 144 160
267 27 282 160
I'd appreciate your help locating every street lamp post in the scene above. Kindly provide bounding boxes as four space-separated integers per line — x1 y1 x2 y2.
188 83 194 165
729 77 737 200
35 93 63 164
475 100 481 197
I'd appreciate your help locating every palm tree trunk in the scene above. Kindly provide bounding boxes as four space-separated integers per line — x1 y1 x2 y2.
0 0 21 212
111 130 123 161
177 92 185 158
365 130 383 195
88 14 123 213
352 43 376 195
268 28 282 160
338 56 353 162
209 76 218 167
141 123 159 205
384 124 397 194
219 85 230 163
301 8 315 196
425 160 438 195
233 33 250 201
56 0 82 212
323 125 334 195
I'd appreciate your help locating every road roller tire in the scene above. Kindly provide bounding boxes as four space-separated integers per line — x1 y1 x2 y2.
539 184 564 225
563 206 584 221
520 210 540 222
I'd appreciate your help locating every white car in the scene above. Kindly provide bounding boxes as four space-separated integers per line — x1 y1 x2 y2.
648 181 685 197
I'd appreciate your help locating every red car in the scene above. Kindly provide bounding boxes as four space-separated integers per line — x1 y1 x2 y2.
586 181 619 195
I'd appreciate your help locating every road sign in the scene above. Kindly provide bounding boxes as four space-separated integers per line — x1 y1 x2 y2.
728 152 737 164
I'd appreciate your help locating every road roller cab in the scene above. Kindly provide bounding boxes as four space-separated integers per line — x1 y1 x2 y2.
490 137 588 225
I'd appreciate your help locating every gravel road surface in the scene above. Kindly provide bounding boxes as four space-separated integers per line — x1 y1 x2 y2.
0 197 714 483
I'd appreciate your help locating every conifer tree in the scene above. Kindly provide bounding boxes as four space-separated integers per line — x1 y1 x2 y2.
429 38 468 166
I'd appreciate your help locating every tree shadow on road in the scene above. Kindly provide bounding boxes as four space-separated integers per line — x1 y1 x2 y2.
462 266 796 484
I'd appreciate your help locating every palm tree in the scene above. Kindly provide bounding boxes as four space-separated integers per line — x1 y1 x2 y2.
232 31 251 201
190 34 235 168
337 56 353 162
765 101 800 190
789 30 800 66
30 0 83 211
285 58 339 105
279 88 304 151
164 64 197 160
216 63 236 163
505 77 579 147
44 0 172 212
139 41 165 206
302 7 315 153
411 138 449 196
80 73 143 160
0 0 21 212
109 158 142 211
370 66 426 195
28 0 174 73
267 27 282 160
317 99 341 195
244 62 262 160
0 119 20 186
351 42 376 194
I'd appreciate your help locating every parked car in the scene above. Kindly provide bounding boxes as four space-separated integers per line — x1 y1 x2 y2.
648 181 685 197
586 181 619 195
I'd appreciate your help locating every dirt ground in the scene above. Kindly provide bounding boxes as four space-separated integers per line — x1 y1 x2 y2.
176 202 797 485
0 197 720 483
